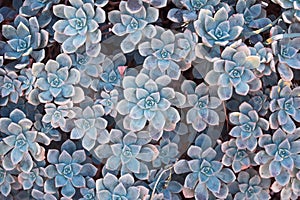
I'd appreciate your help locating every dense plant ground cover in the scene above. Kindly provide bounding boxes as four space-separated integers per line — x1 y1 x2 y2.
0 0 300 199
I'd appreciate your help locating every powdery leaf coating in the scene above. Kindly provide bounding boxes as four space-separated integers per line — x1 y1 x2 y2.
0 109 49 173
91 53 126 92
0 167 15 197
255 129 300 186
108 1 159 53
96 173 148 200
175 134 236 200
29 54 84 105
1 0 300 199
221 139 252 173
182 81 222 132
44 140 97 198
167 0 220 23
139 27 198 79
53 0 106 56
70 105 108 151
0 69 22 106
194 7 244 47
229 102 269 151
233 169 271 200
94 130 158 180
269 83 300 134
116 73 183 136
148 169 182 199
205 44 261 101
0 16 48 68
272 0 300 23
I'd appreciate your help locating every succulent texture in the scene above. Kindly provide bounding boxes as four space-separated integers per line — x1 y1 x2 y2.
53 0 106 56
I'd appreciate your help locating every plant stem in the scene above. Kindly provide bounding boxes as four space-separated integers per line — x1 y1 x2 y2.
265 33 300 44
150 165 174 200
247 16 281 37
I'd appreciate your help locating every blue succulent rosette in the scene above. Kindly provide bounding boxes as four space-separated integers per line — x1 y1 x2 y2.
53 0 106 56
44 140 97 198
0 16 48 69
96 173 148 200
205 45 261 100
229 102 269 151
194 7 244 47
108 1 159 53
255 129 300 186
117 73 185 135
174 134 236 200
0 109 50 173
94 129 159 180
269 83 300 134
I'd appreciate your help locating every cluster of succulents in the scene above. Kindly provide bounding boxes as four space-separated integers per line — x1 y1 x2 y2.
0 0 300 199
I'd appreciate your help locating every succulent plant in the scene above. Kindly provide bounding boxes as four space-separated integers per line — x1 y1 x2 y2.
70 105 108 151
194 42 221 62
233 169 271 200
272 38 300 69
0 109 50 172
20 0 60 27
0 0 300 198
96 173 148 200
80 190 96 200
95 89 119 117
254 129 300 186
272 0 300 23
18 68 36 96
167 0 220 23
269 83 300 134
174 134 236 199
269 24 300 81
183 0 220 11
108 1 159 53
34 113 61 142
193 7 244 47
229 102 269 151
249 42 275 78
221 139 253 173
18 167 44 190
271 176 300 200
0 97 36 121
175 29 199 66
273 0 299 8
80 178 96 200
94 129 158 179
70 47 105 88
116 73 184 134
53 0 106 56
44 140 98 198
126 0 167 13
0 16 48 69
236 0 272 41
205 45 261 100
20 0 59 16
42 102 75 131
31 189 58 200
248 90 270 116
0 167 15 197
182 81 222 132
148 169 182 200
29 53 84 105
152 139 179 168
91 53 126 92
162 122 190 144
139 27 194 80
0 69 22 106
